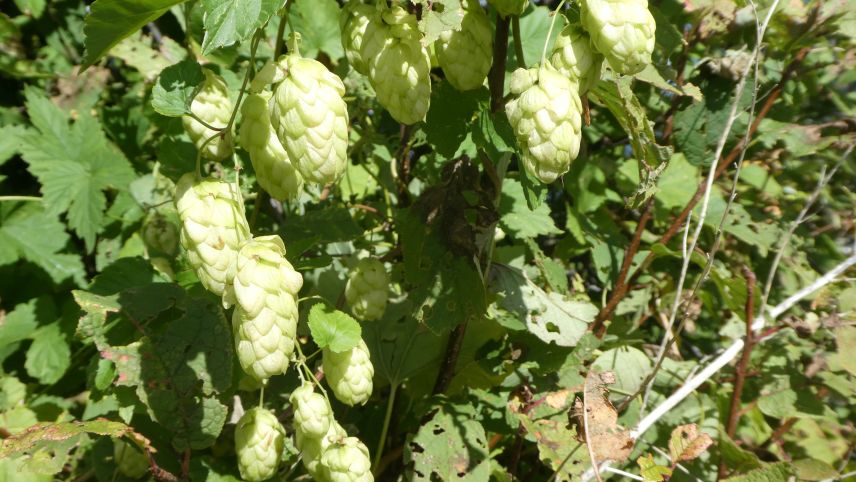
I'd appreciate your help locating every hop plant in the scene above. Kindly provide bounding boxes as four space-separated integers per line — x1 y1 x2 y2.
290 382 332 439
270 39 349 186
435 0 493 91
505 63 582 184
362 5 431 124
550 23 603 94
320 437 373 482
142 212 179 257
487 0 529 17
235 407 286 482
345 258 389 321
232 235 303 381
341 1 378 75
113 440 148 479
174 173 250 304
323 339 374 406
579 0 656 75
239 92 303 200
296 420 347 478
182 69 234 161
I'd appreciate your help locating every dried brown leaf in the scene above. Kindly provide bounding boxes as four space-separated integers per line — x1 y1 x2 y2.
576 371 634 462
668 424 714 463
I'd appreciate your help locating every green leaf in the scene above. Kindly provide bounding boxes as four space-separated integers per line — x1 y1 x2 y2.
287 0 342 60
82 0 185 70
591 346 652 401
0 376 27 410
791 459 838 481
151 59 205 117
723 462 793 482
472 104 517 163
508 5 559 70
25 324 71 385
200 0 284 54
517 411 588 479
637 454 672 482
414 0 465 46
0 419 132 459
109 32 184 80
499 179 561 238
834 326 856 376
307 303 361 353
13 0 46 18
424 82 486 159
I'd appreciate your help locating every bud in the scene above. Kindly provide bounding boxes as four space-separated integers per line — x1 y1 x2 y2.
550 23 603 94
235 407 286 482
321 437 373 482
322 339 374 406
579 0 656 75
435 0 493 91
182 69 234 160
345 258 389 321
295 420 347 478
290 382 332 439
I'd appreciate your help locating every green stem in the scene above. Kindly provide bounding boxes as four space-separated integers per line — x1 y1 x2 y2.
541 0 566 66
274 6 288 58
512 15 525 67
372 383 397 473
0 196 41 202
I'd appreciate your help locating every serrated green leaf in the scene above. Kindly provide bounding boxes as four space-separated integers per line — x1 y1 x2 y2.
425 82 486 158
24 324 71 385
287 0 342 59
499 179 560 238
723 462 794 482
13 0 46 18
307 303 361 353
109 32 184 80
472 104 517 163
591 346 652 401
200 0 284 54
0 420 132 459
0 376 27 411
151 59 205 117
415 0 465 46
517 411 588 480
637 454 672 482
791 459 838 481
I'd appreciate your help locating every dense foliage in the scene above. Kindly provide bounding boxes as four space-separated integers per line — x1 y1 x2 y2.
0 0 854 481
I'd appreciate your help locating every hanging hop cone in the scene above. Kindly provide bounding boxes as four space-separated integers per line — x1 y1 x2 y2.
550 23 604 94
232 235 303 381
579 0 656 75
323 339 374 406
240 92 304 200
362 5 431 124
320 437 374 482
487 0 529 17
290 382 333 439
235 407 286 482
182 69 234 161
174 173 250 304
296 419 347 478
270 44 349 186
341 0 378 75
436 0 493 91
344 258 389 321
505 63 583 184
113 440 148 479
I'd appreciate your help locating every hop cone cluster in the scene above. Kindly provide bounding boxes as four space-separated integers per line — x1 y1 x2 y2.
362 6 431 124
240 93 303 200
580 0 656 75
271 51 349 185
550 23 603 94
344 258 389 321
232 235 303 381
113 440 148 479
341 1 377 75
435 0 493 91
505 64 582 184
235 407 286 482
296 420 347 478
174 173 250 303
182 69 233 161
290 382 332 439
323 339 374 406
320 437 373 482
487 0 529 17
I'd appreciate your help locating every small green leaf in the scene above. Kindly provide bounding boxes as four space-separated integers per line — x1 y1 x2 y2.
591 346 652 401
151 59 205 117
414 0 465 46
307 304 361 353
25 324 71 385
791 459 838 481
723 462 794 482
0 376 27 410
472 104 517 163
200 0 284 54
499 179 561 238
637 454 672 482
424 82 486 159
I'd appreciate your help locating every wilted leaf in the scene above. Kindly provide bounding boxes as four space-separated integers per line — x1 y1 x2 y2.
575 371 633 462
668 424 713 463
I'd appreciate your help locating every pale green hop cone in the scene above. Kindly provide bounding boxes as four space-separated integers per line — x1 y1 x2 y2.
270 48 349 185
344 258 389 321
550 23 603 94
235 407 286 482
341 0 378 75
505 63 583 184
436 0 493 91
113 440 148 479
240 92 304 200
320 437 373 482
363 5 431 124
322 339 374 406
232 235 303 381
174 173 250 304
487 0 529 17
579 0 656 75
182 69 234 160
295 420 347 478
290 382 332 439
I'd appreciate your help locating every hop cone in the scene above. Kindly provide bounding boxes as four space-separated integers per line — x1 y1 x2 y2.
580 0 656 75
235 407 285 482
505 63 582 184
341 1 378 75
270 51 349 185
487 0 529 17
321 437 373 482
323 339 374 406
344 258 389 321
182 69 234 161
296 420 346 478
174 173 250 304
290 382 332 439
240 93 303 200
550 23 603 94
142 212 179 257
436 0 493 91
113 440 148 479
363 6 431 124
232 235 303 381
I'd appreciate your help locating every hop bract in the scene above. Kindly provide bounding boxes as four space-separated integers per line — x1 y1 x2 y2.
341 1 378 75
436 0 493 91
505 63 582 184
240 92 303 200
296 420 347 478
487 0 529 17
362 5 431 124
290 382 332 439
182 69 233 161
235 407 285 482
174 173 250 304
323 339 374 406
113 440 148 479
345 258 389 321
550 23 603 94
580 0 656 75
270 48 349 186
321 437 373 482
232 235 303 381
